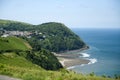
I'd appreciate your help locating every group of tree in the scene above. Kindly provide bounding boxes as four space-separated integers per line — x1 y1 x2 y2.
26 49 63 70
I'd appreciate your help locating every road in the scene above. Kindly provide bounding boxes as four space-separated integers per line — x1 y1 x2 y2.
0 75 21 80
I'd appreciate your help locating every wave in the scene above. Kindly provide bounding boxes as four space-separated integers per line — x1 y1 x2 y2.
80 53 90 58
80 64 85 66
67 53 97 69
88 58 97 64
67 58 97 69
67 66 75 69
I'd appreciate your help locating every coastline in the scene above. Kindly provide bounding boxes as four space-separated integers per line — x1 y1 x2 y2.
58 45 89 54
53 46 90 68
59 57 89 68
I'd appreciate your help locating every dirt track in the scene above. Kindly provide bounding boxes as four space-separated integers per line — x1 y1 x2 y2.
0 75 21 80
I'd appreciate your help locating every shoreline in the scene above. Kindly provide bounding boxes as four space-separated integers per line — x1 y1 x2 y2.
57 45 89 54
53 46 90 68
58 57 89 68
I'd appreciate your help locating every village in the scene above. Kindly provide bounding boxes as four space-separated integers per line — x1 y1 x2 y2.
0 28 47 40
0 29 32 38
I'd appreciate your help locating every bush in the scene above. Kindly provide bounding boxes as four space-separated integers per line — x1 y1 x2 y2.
89 72 95 77
26 49 63 70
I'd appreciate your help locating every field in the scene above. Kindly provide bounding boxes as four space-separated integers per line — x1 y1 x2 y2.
0 36 31 51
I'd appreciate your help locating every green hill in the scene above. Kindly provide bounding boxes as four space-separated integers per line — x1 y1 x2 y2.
33 22 86 52
0 19 87 52
0 36 31 52
0 36 63 70
0 19 33 31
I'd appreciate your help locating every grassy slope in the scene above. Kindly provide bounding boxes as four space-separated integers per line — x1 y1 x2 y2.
0 52 46 80
0 53 115 80
0 36 31 51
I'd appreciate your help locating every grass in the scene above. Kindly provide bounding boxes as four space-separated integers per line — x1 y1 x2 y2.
0 36 31 51
0 52 118 80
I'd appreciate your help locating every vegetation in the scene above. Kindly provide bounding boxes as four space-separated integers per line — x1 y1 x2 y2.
0 52 117 80
30 22 86 52
0 36 31 53
0 36 62 70
0 19 119 80
26 49 63 70
0 19 33 31
0 19 86 52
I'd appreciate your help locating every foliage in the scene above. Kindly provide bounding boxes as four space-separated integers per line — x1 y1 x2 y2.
26 49 63 70
0 36 62 70
0 53 116 80
0 33 117 80
31 22 86 52
0 19 86 52
0 19 118 80
0 19 33 31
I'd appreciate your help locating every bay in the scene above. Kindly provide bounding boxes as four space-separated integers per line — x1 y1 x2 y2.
70 28 120 77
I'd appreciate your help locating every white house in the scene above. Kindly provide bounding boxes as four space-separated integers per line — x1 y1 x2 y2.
1 34 9 37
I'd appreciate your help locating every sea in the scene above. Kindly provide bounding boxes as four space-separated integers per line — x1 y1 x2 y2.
69 28 120 77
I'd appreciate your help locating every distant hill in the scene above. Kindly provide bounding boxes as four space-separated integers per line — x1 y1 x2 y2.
0 19 87 52
35 22 86 52
0 36 31 52
0 19 33 31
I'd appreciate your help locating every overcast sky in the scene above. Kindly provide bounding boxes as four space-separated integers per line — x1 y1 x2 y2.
0 0 120 28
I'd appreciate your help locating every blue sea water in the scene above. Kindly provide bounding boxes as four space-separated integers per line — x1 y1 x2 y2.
71 28 120 76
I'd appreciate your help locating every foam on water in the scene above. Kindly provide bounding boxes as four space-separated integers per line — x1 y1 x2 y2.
80 64 85 66
67 58 98 69
67 51 97 69
67 66 75 69
80 53 90 58
88 58 97 64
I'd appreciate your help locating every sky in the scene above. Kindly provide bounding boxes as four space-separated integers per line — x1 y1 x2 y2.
0 0 120 28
